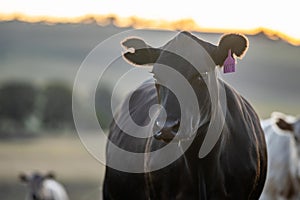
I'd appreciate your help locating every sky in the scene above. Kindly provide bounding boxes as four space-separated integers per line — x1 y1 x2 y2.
1 0 300 42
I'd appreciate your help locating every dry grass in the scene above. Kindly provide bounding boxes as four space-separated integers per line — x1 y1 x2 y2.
0 132 107 200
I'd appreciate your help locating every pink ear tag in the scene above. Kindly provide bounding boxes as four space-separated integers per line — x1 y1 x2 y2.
223 49 235 73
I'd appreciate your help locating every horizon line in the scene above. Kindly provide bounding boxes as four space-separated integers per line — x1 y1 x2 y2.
1 13 299 46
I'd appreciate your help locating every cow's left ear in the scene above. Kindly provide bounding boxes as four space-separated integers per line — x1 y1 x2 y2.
276 118 294 132
216 34 248 67
19 173 29 183
122 37 161 66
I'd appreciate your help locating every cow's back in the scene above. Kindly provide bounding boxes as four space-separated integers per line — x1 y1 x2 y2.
42 179 69 200
215 82 267 199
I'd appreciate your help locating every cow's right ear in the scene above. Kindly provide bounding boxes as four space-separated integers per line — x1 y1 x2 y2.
276 118 294 132
45 171 56 179
19 173 28 183
121 37 161 66
216 34 248 67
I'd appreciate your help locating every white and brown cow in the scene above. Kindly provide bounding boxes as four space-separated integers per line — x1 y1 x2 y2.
260 112 300 200
19 172 69 200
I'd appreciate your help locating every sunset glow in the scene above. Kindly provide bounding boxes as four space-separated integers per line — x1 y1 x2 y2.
1 0 300 45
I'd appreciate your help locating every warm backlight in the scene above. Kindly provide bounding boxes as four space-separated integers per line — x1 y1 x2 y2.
1 13 299 46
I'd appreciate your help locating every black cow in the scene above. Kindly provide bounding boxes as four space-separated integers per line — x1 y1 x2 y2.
103 31 267 199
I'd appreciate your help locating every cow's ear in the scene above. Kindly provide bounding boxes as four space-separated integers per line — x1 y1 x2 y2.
121 37 161 66
19 173 28 183
216 34 248 66
45 171 56 179
276 118 294 132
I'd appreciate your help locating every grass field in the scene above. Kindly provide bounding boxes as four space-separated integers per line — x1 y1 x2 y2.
0 133 106 200
0 21 300 199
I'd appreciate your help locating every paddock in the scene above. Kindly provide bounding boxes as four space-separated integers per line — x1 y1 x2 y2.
0 134 105 200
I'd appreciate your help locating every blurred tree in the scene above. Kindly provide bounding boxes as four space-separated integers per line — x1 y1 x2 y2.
0 82 38 135
40 83 74 130
95 85 114 130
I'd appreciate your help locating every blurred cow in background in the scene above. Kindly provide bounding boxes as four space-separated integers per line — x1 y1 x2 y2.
260 112 300 200
19 172 69 200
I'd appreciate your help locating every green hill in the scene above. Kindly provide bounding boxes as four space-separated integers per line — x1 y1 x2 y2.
1 20 300 118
